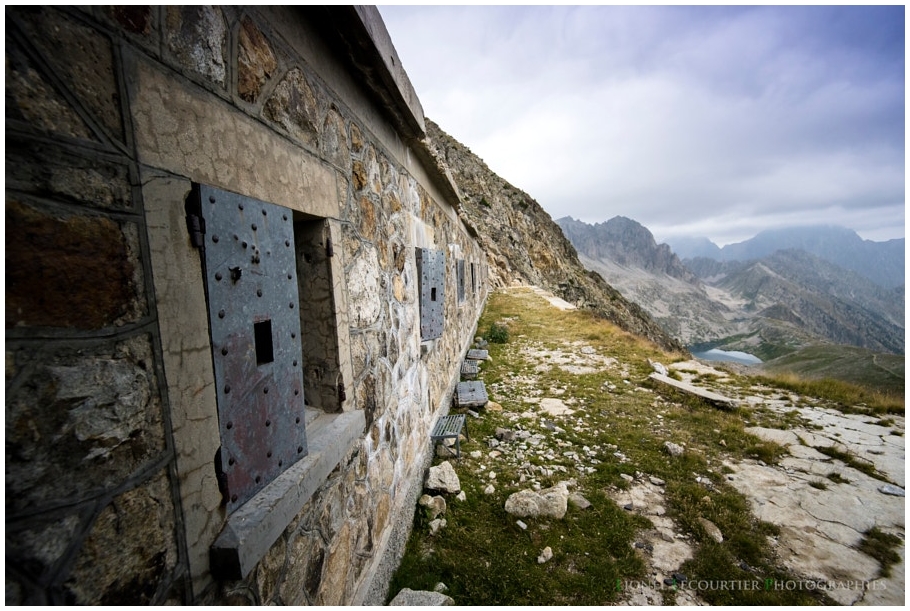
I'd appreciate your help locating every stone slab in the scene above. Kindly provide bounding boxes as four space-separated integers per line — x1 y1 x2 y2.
210 409 365 579
456 381 488 408
648 372 735 408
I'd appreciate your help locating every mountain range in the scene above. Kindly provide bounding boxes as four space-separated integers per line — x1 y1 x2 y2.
667 226 904 289
557 216 905 361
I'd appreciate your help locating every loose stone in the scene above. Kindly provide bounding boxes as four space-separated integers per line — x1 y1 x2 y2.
537 546 553 564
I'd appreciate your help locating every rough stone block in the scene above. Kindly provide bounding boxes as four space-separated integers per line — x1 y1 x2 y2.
65 470 177 604
238 16 277 103
5 334 165 514
13 6 123 140
165 6 227 86
6 200 144 329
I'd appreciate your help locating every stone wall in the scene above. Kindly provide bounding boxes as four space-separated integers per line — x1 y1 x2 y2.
6 6 487 605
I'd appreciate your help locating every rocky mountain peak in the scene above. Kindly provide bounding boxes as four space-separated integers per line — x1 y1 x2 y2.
557 216 697 283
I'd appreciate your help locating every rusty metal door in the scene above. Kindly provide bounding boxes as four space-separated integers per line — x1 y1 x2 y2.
193 184 307 511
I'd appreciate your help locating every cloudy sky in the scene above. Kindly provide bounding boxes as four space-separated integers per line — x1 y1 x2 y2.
378 5 904 246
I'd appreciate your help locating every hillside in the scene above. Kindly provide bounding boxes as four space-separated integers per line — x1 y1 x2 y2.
688 250 904 355
422 120 683 353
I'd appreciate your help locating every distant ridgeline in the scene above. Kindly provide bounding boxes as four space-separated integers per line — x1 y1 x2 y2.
556 217 904 362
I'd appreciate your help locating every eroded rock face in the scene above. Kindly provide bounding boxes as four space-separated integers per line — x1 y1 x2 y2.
726 406 906 605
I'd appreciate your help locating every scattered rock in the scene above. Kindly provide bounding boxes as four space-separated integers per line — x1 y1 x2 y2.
495 427 514 441
719 439 727 447
428 518 447 536
648 359 668 376
568 492 591 510
623 503 634 511
879 484 905 496
488 438 500 448
426 461 461 494
537 546 553 564
663 441 684 457
467 410 480 418
389 588 454 606
620 473 634 483
516 520 527 530
698 517 723 543
648 476 665 486
504 483 569 519
672 572 687 582
455 491 467 502
419 494 447 520
469 451 482 459
486 400 503 411
483 484 495 495
433 582 449 594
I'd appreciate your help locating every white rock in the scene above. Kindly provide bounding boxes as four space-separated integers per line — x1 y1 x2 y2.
428 518 447 536
879 484 905 496
389 588 454 606
426 461 461 494
504 483 569 519
664 441 684 457
698 517 723 543
649 476 666 486
537 546 553 564
516 520 527 530
484 484 496 495
455 491 467 502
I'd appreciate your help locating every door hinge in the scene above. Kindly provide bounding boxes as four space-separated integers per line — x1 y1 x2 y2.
185 186 206 249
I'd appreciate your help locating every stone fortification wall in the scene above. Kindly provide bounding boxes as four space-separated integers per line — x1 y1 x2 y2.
6 6 486 605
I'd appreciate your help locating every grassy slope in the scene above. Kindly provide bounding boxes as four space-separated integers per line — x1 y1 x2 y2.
387 289 896 605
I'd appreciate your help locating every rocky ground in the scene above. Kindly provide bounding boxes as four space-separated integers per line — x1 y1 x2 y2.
392 287 905 605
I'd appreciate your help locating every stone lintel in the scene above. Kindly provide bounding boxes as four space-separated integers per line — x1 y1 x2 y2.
210 409 366 580
648 372 735 409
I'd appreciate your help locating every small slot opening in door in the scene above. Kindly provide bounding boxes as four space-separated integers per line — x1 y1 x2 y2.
254 319 274 365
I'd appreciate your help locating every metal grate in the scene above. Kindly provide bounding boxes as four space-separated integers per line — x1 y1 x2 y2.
466 349 489 361
196 184 307 511
461 359 479 379
430 414 469 458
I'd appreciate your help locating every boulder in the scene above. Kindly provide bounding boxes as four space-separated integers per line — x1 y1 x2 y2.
389 588 454 606
504 483 569 519
426 461 461 494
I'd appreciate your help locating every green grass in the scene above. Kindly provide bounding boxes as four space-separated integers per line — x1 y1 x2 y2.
388 289 856 604
752 372 903 416
814 446 890 483
857 527 903 578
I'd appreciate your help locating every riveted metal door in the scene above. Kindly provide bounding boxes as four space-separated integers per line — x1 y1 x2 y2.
195 184 307 511
416 248 445 339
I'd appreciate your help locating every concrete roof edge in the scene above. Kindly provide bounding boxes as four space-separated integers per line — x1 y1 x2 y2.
348 6 426 139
